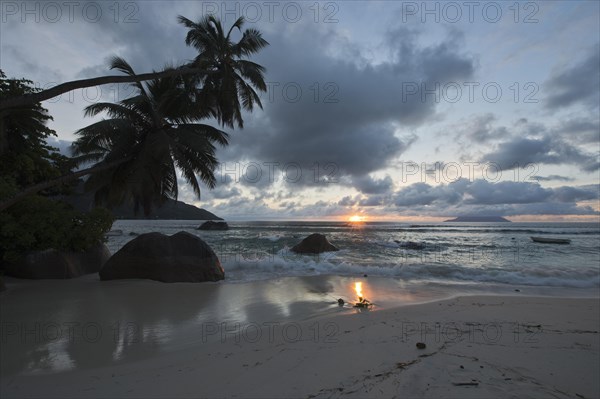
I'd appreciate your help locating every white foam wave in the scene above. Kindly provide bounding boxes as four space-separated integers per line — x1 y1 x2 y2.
221 250 600 288
259 234 284 242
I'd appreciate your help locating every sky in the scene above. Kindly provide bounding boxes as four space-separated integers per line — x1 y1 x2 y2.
1 0 599 221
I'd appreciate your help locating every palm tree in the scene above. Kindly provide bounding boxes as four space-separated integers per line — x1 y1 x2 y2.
0 15 270 118
72 57 229 215
0 67 204 111
0 16 268 212
178 15 269 128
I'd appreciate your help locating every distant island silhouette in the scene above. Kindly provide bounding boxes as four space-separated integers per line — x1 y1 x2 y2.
444 216 511 222
61 183 222 220
111 199 222 220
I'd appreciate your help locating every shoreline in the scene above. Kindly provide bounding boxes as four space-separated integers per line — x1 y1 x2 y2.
104 220 600 289
1 275 599 398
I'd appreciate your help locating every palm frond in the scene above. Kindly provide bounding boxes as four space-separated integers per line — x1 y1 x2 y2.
233 29 269 56
226 16 245 39
107 56 147 96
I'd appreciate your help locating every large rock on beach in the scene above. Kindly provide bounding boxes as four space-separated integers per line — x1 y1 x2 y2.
291 233 339 254
3 243 111 279
197 221 229 231
100 231 224 282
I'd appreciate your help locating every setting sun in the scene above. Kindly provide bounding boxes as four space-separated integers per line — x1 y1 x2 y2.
348 215 366 222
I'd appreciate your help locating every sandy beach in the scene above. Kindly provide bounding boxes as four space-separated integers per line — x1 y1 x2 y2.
2 0 599 397
1 276 598 398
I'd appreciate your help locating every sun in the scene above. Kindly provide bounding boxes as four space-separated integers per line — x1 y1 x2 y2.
348 215 366 222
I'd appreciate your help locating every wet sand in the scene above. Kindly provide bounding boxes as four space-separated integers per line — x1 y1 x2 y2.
0 275 598 398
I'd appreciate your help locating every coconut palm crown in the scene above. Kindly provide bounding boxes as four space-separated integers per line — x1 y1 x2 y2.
178 15 269 129
72 58 229 215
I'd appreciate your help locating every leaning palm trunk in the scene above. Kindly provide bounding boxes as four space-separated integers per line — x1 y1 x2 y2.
0 66 208 111
1 15 268 214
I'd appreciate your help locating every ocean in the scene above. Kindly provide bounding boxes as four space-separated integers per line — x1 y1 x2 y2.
2 220 598 376
107 220 600 291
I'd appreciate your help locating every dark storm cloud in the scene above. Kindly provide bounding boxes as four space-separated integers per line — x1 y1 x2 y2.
545 44 600 110
71 4 196 98
7 2 476 202
217 19 475 190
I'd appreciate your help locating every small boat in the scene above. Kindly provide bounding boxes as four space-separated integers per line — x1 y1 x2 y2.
531 236 571 244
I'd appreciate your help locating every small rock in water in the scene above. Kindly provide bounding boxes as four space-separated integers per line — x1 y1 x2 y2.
514 289 520 292
337 298 345 306
416 342 426 349
291 233 339 254
197 221 229 231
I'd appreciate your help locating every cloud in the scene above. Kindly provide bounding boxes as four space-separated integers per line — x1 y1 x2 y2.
445 115 598 173
5 2 597 221
351 175 394 195
464 180 551 204
549 185 599 203
480 135 599 172
45 137 74 156
555 117 600 144
358 195 388 207
337 196 358 207
215 17 474 188
545 44 600 110
382 179 598 217
452 113 509 144
531 175 575 182
393 179 468 207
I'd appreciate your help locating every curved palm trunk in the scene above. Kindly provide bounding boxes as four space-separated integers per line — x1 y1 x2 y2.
0 158 130 212
0 67 207 111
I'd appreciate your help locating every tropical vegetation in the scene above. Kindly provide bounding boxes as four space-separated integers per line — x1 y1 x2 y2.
0 15 268 263
0 71 113 263
1 15 268 212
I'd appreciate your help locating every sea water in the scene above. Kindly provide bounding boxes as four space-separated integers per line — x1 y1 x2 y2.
108 220 600 291
2 220 598 376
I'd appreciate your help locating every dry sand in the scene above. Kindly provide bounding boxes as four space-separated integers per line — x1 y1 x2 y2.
0 276 598 398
